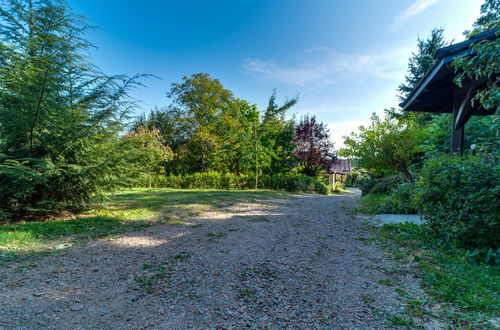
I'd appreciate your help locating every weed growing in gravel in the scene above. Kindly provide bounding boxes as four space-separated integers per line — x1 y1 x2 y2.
377 279 395 286
207 232 226 238
135 260 170 293
239 287 256 302
14 263 38 272
387 314 418 327
292 219 311 227
240 265 277 280
173 251 194 261
361 295 375 304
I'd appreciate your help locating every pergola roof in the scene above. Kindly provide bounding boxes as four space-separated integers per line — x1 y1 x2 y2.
401 28 499 115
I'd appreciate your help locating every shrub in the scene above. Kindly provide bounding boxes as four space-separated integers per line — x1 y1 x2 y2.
357 173 406 196
378 183 418 214
358 182 418 215
415 154 499 257
143 172 329 195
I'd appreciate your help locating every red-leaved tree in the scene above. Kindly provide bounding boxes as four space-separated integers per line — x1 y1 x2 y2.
294 115 337 176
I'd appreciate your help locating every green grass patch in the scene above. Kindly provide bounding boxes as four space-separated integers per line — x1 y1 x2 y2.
0 188 289 262
357 194 387 214
377 222 500 328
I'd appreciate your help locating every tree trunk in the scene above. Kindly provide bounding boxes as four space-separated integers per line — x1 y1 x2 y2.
254 123 258 189
401 167 413 182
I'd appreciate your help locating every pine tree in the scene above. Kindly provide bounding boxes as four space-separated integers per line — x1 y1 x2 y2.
0 0 145 218
397 28 448 102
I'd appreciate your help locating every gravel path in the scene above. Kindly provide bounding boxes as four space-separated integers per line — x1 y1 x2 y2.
0 189 423 329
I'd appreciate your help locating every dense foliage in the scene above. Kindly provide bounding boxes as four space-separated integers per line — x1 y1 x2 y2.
294 115 336 176
0 1 344 221
341 114 425 181
140 171 329 195
0 0 152 219
345 0 499 265
415 155 499 257
135 79 299 182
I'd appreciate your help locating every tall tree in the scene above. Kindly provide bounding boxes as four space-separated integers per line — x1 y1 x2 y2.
388 28 448 125
470 0 500 33
123 126 173 188
166 73 233 173
293 115 336 177
0 0 144 218
397 28 448 102
261 90 298 174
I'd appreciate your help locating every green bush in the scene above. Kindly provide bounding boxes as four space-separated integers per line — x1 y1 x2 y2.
357 173 406 196
0 156 96 220
415 154 499 257
378 183 418 214
358 183 418 215
144 172 329 195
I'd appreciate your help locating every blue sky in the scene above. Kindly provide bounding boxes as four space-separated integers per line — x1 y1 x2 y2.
69 0 483 146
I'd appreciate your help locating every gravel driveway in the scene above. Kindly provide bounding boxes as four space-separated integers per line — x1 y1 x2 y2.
0 189 422 329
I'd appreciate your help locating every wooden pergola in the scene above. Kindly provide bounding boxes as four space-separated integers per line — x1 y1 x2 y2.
401 28 499 154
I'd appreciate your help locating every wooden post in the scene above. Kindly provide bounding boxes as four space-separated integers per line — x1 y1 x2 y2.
452 86 474 155
451 107 464 155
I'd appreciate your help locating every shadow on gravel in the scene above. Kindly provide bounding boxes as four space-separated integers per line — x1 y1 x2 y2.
0 191 375 329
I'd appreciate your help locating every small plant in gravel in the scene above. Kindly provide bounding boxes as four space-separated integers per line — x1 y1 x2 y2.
134 260 170 294
207 232 227 238
173 251 194 261
240 265 277 280
387 314 418 327
361 295 375 304
14 263 38 272
292 219 312 227
239 287 256 302
377 279 395 286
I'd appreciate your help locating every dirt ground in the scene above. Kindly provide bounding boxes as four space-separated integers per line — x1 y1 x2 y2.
0 189 425 329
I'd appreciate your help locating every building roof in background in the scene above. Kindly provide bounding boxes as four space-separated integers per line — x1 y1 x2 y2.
326 159 351 175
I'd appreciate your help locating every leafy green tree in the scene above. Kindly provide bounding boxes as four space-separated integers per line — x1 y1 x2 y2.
453 1 499 113
166 73 233 173
470 0 500 33
123 127 173 188
341 114 426 182
261 90 298 174
240 104 273 188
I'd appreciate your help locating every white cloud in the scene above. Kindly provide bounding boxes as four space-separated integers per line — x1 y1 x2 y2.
392 0 445 30
243 47 411 87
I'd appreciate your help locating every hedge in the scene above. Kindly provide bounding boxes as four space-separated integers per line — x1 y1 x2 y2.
139 171 329 195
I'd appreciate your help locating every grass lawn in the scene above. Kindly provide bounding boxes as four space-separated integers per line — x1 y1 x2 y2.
376 223 500 328
0 188 290 263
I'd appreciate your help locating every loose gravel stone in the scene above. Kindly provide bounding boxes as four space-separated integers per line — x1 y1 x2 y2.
0 189 426 329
